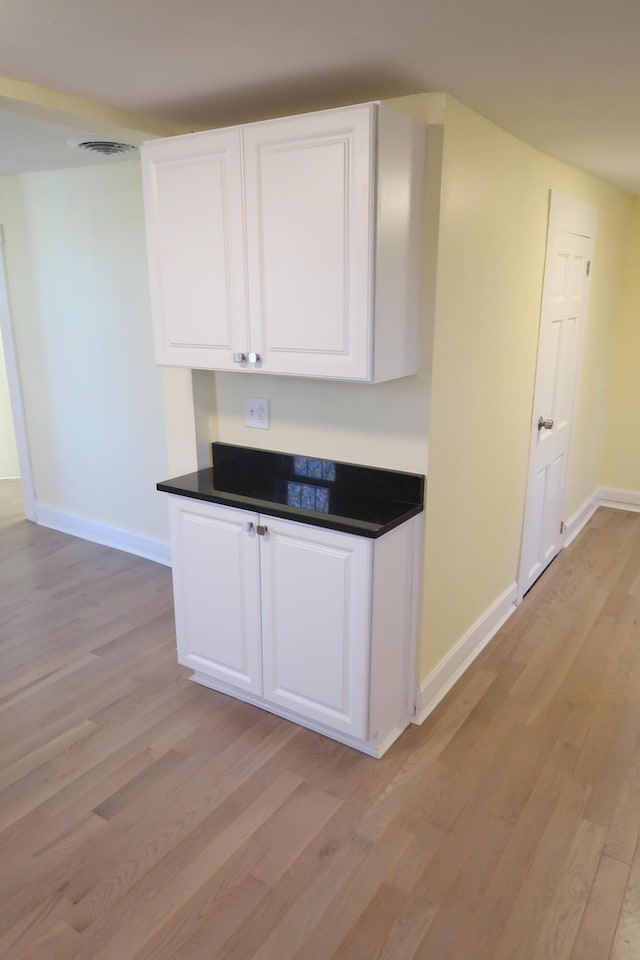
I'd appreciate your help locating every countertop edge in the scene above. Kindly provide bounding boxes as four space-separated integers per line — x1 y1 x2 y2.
156 481 423 539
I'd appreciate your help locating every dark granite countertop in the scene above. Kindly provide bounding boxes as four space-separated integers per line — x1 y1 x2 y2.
157 443 425 539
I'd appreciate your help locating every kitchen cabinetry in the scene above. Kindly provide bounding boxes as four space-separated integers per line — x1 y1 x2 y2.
167 494 421 756
142 101 426 382
169 497 262 695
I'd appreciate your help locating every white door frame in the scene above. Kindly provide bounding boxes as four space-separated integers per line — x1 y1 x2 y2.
0 224 36 520
517 191 598 601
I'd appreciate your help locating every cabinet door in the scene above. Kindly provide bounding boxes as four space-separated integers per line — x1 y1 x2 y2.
259 516 372 738
142 129 248 369
168 498 262 694
243 105 374 380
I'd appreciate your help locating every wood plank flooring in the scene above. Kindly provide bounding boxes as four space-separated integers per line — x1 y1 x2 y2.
2 477 640 959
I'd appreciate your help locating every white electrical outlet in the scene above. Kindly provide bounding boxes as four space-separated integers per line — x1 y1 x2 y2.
244 396 270 429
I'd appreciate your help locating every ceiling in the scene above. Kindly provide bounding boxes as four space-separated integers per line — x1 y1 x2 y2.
2 0 640 193
0 110 141 174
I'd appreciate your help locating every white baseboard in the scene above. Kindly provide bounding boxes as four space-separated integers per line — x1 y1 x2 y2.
35 504 171 566
564 491 600 546
413 581 517 726
562 486 640 548
598 486 640 513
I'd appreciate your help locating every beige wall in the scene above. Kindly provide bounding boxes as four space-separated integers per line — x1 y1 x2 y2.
601 196 640 492
0 161 170 539
420 98 631 677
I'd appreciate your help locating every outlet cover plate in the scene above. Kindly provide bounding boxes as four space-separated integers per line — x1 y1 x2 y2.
244 396 270 429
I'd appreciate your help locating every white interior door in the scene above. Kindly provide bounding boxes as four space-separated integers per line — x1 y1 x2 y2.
519 194 596 596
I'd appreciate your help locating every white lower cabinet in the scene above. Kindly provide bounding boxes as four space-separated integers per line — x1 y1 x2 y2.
260 517 371 739
168 496 420 757
169 498 263 695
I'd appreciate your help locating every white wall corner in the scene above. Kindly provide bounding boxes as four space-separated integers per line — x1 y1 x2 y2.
564 490 600 546
413 581 517 726
598 487 640 513
36 504 172 566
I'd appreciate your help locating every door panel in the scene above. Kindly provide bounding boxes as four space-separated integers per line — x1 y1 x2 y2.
242 105 374 379
143 129 248 368
259 516 371 738
520 220 594 595
169 499 262 693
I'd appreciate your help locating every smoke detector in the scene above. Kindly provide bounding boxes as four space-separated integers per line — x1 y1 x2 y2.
67 137 137 156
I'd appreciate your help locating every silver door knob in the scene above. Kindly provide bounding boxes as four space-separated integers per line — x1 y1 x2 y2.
247 352 261 365
256 524 268 536
241 521 253 532
233 352 247 363
537 417 554 431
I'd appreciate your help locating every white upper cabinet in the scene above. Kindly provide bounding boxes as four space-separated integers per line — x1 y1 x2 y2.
242 106 373 380
141 102 426 382
142 128 248 370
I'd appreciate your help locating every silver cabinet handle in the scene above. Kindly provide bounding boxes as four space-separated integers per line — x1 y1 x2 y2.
247 352 261 365
537 417 554 431
241 521 253 532
233 352 247 364
256 524 268 536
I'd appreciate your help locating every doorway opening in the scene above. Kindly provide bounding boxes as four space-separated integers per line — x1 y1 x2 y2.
0 224 36 521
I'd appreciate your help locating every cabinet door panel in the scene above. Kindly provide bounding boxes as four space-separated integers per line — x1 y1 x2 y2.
142 130 248 369
243 105 374 380
169 499 262 693
260 517 371 738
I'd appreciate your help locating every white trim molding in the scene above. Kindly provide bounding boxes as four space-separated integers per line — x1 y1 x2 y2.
598 487 640 513
413 581 518 726
563 488 640 543
564 491 600 546
561 487 640 549
36 504 171 566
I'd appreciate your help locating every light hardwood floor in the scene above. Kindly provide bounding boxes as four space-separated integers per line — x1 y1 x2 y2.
2 478 640 959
